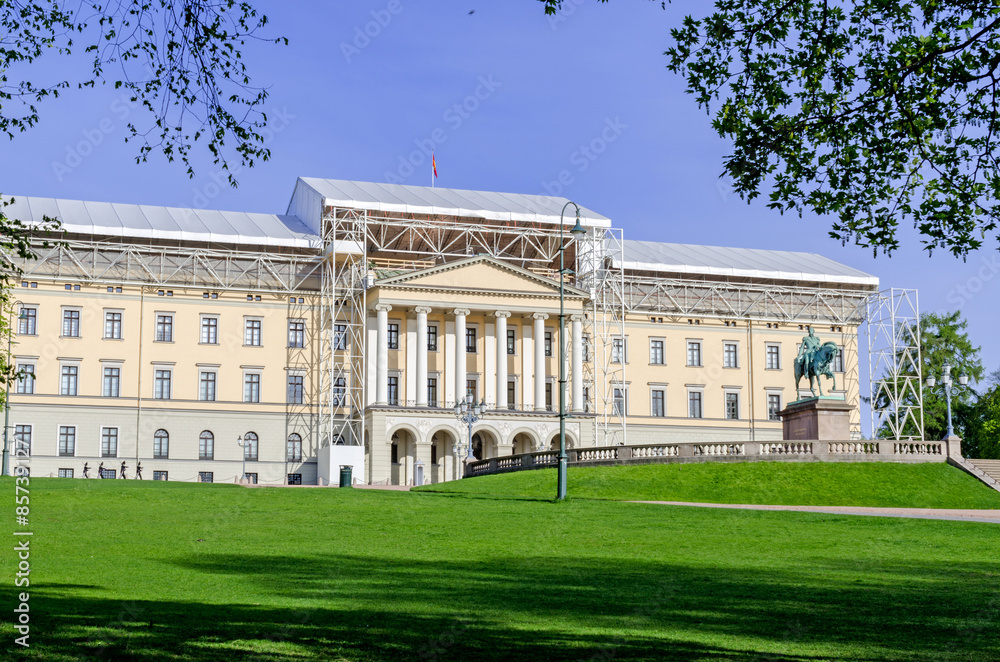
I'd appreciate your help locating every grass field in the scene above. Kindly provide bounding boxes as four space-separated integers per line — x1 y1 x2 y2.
2 477 999 661
417 461 1000 508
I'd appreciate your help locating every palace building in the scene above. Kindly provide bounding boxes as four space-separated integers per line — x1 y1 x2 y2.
4 178 882 485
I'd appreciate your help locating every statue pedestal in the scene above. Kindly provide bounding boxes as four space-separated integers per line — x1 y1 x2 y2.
779 398 853 441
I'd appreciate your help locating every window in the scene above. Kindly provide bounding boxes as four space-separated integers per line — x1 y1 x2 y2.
58 468 73 478
724 343 739 369
651 389 665 417
155 314 173 342
245 319 262 346
583 334 591 362
725 392 740 420
287 473 302 485
334 324 348 350
199 371 217 401
768 394 782 421
287 433 302 462
198 472 214 483
427 325 438 351
287 374 304 404
101 427 118 457
391 441 399 464
18 307 36 335
465 379 477 402
99 467 116 479
612 337 627 363
288 320 305 348
427 377 438 407
544 331 553 357
613 387 627 416
686 341 702 367
244 373 261 403
243 432 258 461
545 381 553 411
832 346 845 373
60 365 79 396
431 443 438 464
59 426 76 456
16 365 34 394
387 376 399 405
650 339 664 365
766 344 781 370
201 317 218 344
466 327 477 353
103 367 120 397
507 380 516 410
199 431 214 460
506 329 516 355
387 323 399 350
14 425 30 456
62 309 81 337
154 369 172 399
104 311 122 339
688 391 703 419
153 471 168 481
333 377 346 406
154 429 169 459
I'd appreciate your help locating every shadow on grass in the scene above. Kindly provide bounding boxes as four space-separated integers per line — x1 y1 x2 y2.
6 554 999 661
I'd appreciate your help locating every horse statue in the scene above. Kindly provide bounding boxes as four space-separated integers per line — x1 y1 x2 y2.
794 341 839 397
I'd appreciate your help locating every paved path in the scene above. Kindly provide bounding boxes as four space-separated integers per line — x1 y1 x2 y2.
631 501 1000 524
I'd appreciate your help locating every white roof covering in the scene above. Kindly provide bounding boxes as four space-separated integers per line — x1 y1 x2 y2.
3 195 319 249
618 240 879 287
293 178 611 227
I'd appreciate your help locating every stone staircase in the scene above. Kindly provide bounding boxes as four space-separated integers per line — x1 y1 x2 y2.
950 458 1000 494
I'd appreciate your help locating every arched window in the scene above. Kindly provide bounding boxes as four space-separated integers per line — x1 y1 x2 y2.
472 433 483 460
153 429 169 459
287 433 302 462
243 432 258 461
199 431 214 460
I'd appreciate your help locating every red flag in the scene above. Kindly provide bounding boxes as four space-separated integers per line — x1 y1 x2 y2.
432 153 438 179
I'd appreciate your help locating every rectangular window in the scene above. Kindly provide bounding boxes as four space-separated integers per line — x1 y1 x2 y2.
650 339 664 365
154 432 169 459
245 319 262 346
155 314 173 342
333 377 346 406
427 377 438 407
466 327 477 353
103 367 121 397
288 320 305 348
62 309 81 337
244 373 261 403
101 427 118 457
613 387 627 416
583 385 591 413
243 437 258 462
387 376 399 405
507 329 516 355
59 426 76 456
688 391 703 419
104 311 122 339
545 381 553 411
199 472 214 483
244 473 258 484
544 331 553 357
725 392 740 420
427 325 438 351
201 317 218 344
387 322 399 350
153 471 168 481
465 378 477 402
768 394 782 421
99 467 116 479
287 437 302 462
199 434 214 460
287 473 302 485
832 346 845 373
16 365 34 394
583 334 591 362
287 374 304 404
18 307 36 335
60 365 79 396
334 324 348 350
154 369 172 399
58 468 73 478
612 337 627 364
199 371 217 401
724 342 739 369
651 389 665 417
14 425 30 456
686 341 702 367
766 344 781 370
507 380 516 410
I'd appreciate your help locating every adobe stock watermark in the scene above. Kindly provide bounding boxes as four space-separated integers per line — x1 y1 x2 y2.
547 0 587 30
540 117 627 197
383 75 502 184
946 253 1000 307
49 93 145 182
340 0 404 63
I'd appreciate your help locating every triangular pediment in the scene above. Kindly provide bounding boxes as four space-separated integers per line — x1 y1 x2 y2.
375 255 585 297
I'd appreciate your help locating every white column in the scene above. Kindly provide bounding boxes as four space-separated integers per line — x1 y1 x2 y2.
571 314 584 412
533 313 548 411
454 308 470 404
414 307 431 407
495 311 510 409
374 304 391 405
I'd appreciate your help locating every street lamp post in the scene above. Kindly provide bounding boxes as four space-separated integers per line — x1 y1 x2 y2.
236 435 247 483
556 202 588 501
925 361 968 439
3 302 25 477
454 396 484 467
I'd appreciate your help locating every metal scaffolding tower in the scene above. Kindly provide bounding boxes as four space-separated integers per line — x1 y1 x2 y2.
867 288 924 441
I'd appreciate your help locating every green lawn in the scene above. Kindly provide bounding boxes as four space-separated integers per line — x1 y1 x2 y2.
2 478 999 661
417 461 1000 509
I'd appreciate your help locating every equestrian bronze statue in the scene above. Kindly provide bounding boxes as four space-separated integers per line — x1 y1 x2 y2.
793 327 840 397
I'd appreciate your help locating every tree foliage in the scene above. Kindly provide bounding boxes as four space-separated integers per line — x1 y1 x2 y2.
1 1 287 184
961 368 1000 458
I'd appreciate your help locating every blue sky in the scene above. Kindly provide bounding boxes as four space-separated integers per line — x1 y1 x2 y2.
3 1 998 410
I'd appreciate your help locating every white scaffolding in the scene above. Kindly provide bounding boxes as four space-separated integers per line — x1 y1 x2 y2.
867 288 924 441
